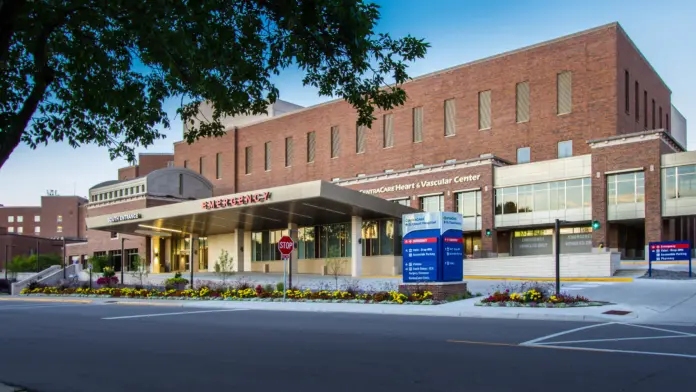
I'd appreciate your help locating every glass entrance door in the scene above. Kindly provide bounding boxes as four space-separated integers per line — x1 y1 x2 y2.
463 234 482 258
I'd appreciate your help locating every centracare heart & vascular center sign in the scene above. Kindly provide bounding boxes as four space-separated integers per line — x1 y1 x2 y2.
359 175 481 195
202 192 271 210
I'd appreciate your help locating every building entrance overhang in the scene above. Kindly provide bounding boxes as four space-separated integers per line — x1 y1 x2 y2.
86 180 418 237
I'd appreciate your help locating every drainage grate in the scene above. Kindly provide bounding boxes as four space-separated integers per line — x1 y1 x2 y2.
104 301 117 304
602 310 632 315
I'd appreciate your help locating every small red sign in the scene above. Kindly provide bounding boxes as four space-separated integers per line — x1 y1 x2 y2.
202 192 271 210
278 235 294 256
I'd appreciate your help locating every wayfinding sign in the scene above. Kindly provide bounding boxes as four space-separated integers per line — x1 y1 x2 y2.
402 212 464 283
648 241 693 278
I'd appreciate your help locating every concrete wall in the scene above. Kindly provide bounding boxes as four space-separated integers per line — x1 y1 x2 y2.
207 233 235 272
463 252 621 278
249 256 398 276
670 105 687 150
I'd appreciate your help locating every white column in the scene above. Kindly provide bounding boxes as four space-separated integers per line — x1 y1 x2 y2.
351 216 363 277
234 229 245 272
150 236 160 274
243 231 252 272
288 223 299 274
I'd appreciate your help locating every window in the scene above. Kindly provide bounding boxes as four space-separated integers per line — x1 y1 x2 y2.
17 227 23 234
362 220 399 257
419 194 444 212
659 106 663 128
141 184 145 193
183 160 188 169
412 107 423 143
285 137 293 167
478 90 492 130
607 171 645 205
652 99 656 129
245 146 252 174
624 70 630 113
665 166 696 199
17 216 23 223
264 142 271 171
495 178 591 215
635 81 640 122
392 198 410 207
8 227 14 233
517 147 531 164
643 90 648 128
119 189 123 197
557 71 572 115
307 131 316 163
356 124 366 153
34 226 40 234
34 215 40 222
331 126 340 158
110 232 118 239
199 156 204 175
57 215 63 223
179 173 184 195
383 114 394 148
7 216 13 223
516 81 530 123
455 191 481 219
215 153 222 179
57 226 63 233
444 99 456 136
557 140 572 159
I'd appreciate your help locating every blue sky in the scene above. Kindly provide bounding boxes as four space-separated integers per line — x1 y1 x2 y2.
1 0 694 206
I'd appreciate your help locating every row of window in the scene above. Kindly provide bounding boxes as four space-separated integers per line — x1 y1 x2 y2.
235 72 573 175
516 140 573 163
663 166 696 199
7 215 62 223
624 70 670 130
250 219 403 262
91 184 146 203
7 226 62 234
496 179 592 215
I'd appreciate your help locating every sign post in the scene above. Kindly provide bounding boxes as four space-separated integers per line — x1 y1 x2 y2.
648 241 692 278
278 235 294 299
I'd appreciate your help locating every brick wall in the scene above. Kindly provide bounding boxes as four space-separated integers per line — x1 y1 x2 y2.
118 166 138 181
590 138 664 248
0 206 41 235
174 24 626 195
138 154 174 176
616 27 671 136
40 196 85 238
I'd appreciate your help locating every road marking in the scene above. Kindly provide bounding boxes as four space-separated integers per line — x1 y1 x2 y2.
112 302 184 307
618 323 696 336
534 334 696 346
102 309 248 320
0 304 89 311
447 339 696 359
0 297 92 304
519 322 616 346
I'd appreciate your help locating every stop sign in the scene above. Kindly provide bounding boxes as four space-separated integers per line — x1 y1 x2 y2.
278 235 294 256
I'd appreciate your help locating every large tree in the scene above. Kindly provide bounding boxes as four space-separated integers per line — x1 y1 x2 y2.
0 0 428 169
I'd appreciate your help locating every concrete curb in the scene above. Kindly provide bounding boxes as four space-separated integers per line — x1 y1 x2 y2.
0 297 92 304
463 276 634 282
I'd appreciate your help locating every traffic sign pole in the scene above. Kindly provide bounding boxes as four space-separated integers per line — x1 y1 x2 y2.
283 255 287 302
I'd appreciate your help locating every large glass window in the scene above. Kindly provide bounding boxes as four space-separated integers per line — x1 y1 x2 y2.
664 167 677 199
496 178 591 215
607 171 645 205
420 194 444 212
362 219 399 257
253 224 355 261
558 140 573 158
677 166 696 198
455 191 481 218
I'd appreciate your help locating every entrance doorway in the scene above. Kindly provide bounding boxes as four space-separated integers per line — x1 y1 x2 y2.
463 233 482 258
609 220 645 260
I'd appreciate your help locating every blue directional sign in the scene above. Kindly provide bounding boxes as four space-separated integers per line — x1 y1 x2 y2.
402 212 464 283
648 241 691 262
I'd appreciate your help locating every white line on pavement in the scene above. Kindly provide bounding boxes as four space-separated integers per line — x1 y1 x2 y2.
519 322 617 346
102 309 248 320
0 304 89 311
534 334 696 346
534 344 696 359
618 323 696 336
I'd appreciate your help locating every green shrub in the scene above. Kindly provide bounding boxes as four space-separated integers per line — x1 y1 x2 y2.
276 282 285 292
87 255 110 273
7 254 62 273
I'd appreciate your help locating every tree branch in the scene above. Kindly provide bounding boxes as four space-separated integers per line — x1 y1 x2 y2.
0 0 26 64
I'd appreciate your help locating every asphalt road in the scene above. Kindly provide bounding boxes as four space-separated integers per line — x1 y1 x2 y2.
0 300 695 392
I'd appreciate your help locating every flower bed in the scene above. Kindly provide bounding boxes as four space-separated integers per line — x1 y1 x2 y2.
20 285 439 305
475 288 604 308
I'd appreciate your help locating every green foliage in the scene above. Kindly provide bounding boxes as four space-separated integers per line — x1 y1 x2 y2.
276 282 285 292
7 254 62 273
214 249 235 284
0 0 429 168
87 255 110 273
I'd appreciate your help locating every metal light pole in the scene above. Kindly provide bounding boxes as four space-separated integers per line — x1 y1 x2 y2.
189 234 194 289
554 219 561 296
36 239 40 272
120 237 125 284
4 244 8 280
62 237 67 279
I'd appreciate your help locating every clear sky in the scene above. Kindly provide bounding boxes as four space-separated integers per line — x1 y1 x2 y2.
1 0 694 206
